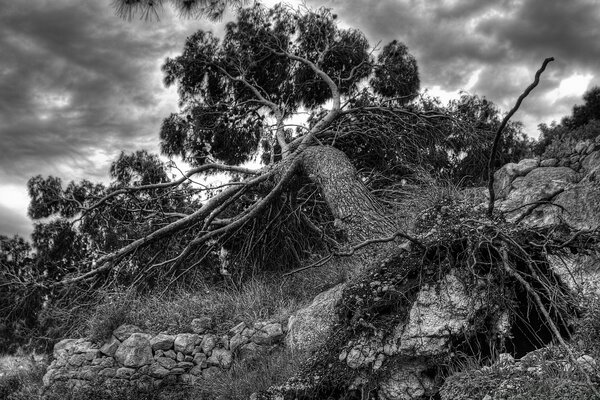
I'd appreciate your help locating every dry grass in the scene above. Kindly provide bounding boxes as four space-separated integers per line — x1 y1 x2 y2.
86 265 346 341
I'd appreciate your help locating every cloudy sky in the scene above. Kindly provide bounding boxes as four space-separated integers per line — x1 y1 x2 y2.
1 0 599 239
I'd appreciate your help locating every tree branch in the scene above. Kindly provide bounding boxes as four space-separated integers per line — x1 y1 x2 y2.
487 57 554 218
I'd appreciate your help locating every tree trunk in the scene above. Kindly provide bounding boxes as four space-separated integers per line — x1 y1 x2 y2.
299 146 402 275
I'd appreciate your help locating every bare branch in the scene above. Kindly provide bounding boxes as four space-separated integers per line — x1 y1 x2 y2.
487 57 554 218
87 163 259 212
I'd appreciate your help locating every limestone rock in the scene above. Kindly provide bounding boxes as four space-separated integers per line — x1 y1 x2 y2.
399 272 483 355
164 350 176 359
201 334 218 355
379 361 436 400
150 333 175 351
286 283 344 352
114 333 153 368
493 158 540 200
113 324 142 341
115 367 136 379
148 363 169 379
174 333 200 354
498 167 578 223
100 336 120 357
540 158 558 167
207 348 233 369
156 356 177 370
229 333 248 352
229 322 246 336
193 353 207 368
251 323 284 345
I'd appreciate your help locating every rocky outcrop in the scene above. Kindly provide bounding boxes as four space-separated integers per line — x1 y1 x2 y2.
43 320 286 390
286 283 344 353
495 138 600 229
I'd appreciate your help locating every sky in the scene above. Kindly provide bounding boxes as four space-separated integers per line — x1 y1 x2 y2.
1 0 599 239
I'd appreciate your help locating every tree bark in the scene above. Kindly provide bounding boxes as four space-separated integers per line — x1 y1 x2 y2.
299 146 401 275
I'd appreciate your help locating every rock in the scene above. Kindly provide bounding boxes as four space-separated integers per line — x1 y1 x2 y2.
496 353 515 365
379 361 436 400
150 333 175 351
189 365 204 377
115 367 136 379
582 150 600 175
176 352 185 362
113 324 142 342
98 367 116 378
193 353 207 368
251 323 284 345
175 361 194 370
191 317 212 334
220 335 230 350
229 322 246 336
67 354 88 367
164 350 176 359
493 158 540 200
148 363 170 379
53 338 86 359
91 357 114 368
156 357 177 370
114 333 153 368
399 273 483 355
201 334 218 355
174 333 200 354
540 158 558 167
497 167 578 223
229 333 248 352
286 283 344 352
207 348 233 369
576 355 596 373
100 336 120 357
575 141 589 153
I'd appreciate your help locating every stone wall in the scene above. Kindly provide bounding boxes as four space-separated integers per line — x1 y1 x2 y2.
43 320 285 390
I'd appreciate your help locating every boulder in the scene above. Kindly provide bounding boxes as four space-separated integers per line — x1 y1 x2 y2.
493 158 540 200
497 167 578 223
150 333 175 351
286 283 344 352
114 333 153 368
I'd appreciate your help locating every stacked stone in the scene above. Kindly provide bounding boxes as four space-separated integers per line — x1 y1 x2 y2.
539 138 600 172
43 320 285 390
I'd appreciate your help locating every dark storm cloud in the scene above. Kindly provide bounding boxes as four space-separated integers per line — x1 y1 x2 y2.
0 1 210 237
318 0 600 126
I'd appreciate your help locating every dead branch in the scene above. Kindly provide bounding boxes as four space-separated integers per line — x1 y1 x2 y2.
487 57 554 218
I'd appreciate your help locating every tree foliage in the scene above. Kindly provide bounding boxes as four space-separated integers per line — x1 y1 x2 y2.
112 0 245 21
535 86 600 156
